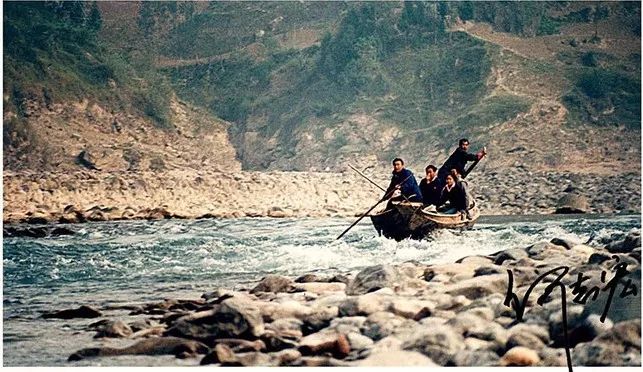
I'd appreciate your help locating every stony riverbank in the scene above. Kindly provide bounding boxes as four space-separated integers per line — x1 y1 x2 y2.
46 229 641 366
3 168 640 226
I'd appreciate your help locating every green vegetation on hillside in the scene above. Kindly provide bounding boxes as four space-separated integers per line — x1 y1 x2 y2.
4 1 640 171
5 2 107 104
3 1 174 133
564 67 641 129
166 3 506 164
158 1 347 58
457 1 546 36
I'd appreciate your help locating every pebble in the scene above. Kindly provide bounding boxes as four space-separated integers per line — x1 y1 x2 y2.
500 346 541 366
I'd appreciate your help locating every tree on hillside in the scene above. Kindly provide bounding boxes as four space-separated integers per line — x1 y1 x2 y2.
317 2 402 81
59 0 85 25
87 2 102 32
591 4 609 41
458 2 475 21
344 37 389 94
399 1 445 45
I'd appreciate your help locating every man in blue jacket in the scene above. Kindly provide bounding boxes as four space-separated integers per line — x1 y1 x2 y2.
384 158 423 203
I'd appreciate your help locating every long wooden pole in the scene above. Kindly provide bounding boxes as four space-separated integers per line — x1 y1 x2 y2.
462 148 487 179
348 164 412 203
348 164 386 192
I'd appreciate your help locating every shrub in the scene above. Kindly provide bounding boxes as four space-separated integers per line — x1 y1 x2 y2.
455 94 532 128
149 156 166 171
537 16 563 35
580 52 599 67
564 68 641 128
578 70 607 98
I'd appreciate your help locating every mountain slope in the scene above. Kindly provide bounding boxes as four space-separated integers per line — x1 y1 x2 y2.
4 1 640 176
150 1 640 173
3 1 239 173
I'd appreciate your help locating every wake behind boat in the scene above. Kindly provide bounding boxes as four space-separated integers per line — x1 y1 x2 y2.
370 201 480 241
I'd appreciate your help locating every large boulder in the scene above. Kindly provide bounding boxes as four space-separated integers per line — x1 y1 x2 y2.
361 311 416 341
76 150 100 171
507 323 550 345
606 229 641 253
93 320 133 338
346 263 424 295
442 274 507 300
500 346 540 366
555 193 589 214
43 305 102 319
572 319 640 366
402 325 464 365
68 337 209 361
580 267 641 323
259 300 312 322
165 298 264 342
454 349 500 366
293 282 346 294
4 226 48 238
298 331 351 358
358 350 437 366
572 342 623 366
251 275 294 294
301 305 338 334
338 290 394 317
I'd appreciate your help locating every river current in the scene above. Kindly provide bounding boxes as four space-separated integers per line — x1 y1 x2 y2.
3 214 640 366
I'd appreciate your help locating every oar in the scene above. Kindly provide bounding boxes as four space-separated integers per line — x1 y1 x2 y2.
462 147 487 179
348 164 386 192
336 174 413 240
348 164 412 203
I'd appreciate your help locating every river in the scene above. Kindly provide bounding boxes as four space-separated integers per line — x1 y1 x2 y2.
3 214 640 366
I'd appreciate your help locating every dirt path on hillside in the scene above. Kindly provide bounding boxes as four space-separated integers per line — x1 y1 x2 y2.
451 21 558 61
156 28 322 68
452 20 640 175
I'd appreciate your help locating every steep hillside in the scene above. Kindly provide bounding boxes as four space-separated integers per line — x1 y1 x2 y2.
3 1 239 173
147 1 640 173
4 1 640 176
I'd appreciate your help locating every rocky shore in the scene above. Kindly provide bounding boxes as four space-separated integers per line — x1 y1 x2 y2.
3 167 640 226
47 230 641 366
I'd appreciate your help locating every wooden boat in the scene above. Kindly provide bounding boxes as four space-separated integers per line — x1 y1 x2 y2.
370 201 480 241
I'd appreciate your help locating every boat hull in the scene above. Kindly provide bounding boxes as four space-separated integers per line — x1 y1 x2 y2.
370 201 480 241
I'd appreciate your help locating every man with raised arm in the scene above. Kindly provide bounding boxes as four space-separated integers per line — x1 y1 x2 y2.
436 138 486 186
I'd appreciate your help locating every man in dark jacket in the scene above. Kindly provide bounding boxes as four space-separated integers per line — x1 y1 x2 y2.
437 138 486 186
419 164 440 206
384 158 423 203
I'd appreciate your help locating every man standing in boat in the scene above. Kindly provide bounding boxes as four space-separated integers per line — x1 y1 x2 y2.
384 158 423 204
419 164 440 206
437 138 486 186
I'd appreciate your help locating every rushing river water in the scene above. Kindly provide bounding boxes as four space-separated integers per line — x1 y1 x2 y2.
3 214 640 366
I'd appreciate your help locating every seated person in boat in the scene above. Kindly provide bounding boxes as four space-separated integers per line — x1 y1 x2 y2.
437 173 471 218
450 168 474 210
384 158 423 204
436 138 486 186
419 164 440 206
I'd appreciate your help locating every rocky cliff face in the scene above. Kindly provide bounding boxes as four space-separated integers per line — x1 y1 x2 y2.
3 96 240 173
